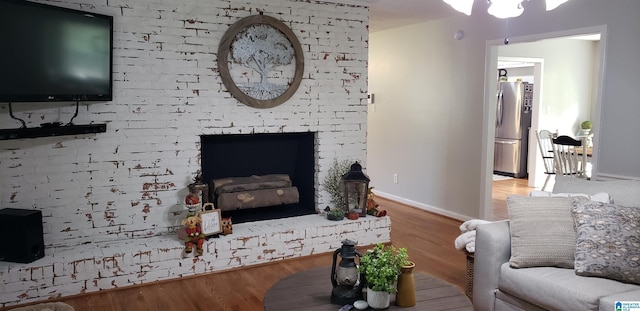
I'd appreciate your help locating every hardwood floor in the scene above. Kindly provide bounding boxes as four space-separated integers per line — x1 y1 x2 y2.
1 180 533 311
491 177 536 220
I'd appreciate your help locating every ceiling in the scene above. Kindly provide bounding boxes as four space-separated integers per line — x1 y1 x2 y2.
368 0 458 33
335 0 458 33
337 1 601 38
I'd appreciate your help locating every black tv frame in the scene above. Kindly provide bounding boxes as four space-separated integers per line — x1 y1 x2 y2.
0 0 114 103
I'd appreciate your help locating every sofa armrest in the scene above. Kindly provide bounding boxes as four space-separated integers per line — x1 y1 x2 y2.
472 221 511 311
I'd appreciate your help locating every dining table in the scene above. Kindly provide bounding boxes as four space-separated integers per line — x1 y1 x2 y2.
574 139 592 178
575 146 592 157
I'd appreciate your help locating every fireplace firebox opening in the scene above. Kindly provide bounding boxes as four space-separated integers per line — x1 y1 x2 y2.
200 132 316 224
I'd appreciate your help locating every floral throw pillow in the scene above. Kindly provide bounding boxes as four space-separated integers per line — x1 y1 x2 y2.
572 201 640 285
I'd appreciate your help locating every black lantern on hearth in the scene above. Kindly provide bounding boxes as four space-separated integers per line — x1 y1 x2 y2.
330 239 364 305
342 162 370 217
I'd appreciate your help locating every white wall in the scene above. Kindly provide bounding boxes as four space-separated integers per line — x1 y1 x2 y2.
368 0 640 219
499 66 534 82
0 0 369 247
368 18 488 220
498 38 597 136
0 0 372 304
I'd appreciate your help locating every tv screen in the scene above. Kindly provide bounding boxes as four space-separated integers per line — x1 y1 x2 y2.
0 0 113 102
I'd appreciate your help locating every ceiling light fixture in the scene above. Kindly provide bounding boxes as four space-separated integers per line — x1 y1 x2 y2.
488 0 524 18
443 0 474 16
544 0 570 11
443 0 570 18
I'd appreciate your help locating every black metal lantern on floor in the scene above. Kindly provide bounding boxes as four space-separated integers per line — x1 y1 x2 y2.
330 239 364 305
342 162 370 217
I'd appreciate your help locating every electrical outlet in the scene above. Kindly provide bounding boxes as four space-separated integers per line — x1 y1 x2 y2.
393 173 398 183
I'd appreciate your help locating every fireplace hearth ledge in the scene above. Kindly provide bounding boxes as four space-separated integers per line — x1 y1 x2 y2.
0 214 391 307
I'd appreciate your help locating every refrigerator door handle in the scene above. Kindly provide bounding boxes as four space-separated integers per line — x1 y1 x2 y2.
495 140 517 145
496 90 504 127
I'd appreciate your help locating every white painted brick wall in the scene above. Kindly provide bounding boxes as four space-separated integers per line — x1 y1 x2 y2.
0 0 372 306
0 215 390 306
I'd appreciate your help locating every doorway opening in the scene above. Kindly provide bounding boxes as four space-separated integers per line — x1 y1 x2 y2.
481 25 607 220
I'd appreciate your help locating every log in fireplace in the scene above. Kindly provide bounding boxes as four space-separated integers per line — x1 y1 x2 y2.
200 132 316 223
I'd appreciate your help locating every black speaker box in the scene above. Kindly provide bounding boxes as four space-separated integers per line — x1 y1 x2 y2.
0 208 45 263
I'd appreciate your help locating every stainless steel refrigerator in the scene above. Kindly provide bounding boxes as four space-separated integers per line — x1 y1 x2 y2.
494 81 533 178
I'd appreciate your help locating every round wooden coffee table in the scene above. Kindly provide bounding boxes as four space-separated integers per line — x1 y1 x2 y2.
264 266 472 310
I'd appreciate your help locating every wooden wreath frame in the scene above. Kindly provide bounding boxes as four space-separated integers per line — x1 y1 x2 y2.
217 15 304 109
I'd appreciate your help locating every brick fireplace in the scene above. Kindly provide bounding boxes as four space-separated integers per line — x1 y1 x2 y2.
0 0 378 307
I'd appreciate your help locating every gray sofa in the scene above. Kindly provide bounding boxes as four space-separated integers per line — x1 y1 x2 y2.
473 176 640 311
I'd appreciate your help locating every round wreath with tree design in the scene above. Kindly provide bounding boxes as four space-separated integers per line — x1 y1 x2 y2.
217 14 304 109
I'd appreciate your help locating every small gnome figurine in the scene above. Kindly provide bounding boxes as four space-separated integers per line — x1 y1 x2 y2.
181 214 205 256
366 186 387 217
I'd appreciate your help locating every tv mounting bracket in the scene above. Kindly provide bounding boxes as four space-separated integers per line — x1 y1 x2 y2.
8 101 82 128
8 102 27 129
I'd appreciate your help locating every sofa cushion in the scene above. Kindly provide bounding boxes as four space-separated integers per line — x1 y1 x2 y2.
553 176 640 207
599 290 640 311
494 291 548 311
529 190 611 203
572 201 640 285
507 195 586 268
498 264 640 311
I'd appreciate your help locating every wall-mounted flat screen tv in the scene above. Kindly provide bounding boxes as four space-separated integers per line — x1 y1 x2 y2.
0 0 113 102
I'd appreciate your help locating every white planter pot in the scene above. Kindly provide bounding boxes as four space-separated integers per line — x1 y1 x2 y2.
366 287 391 309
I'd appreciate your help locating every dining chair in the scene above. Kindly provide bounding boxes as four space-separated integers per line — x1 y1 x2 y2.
551 135 586 178
535 130 556 190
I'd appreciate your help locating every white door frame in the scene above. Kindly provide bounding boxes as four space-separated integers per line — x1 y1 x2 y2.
497 56 544 188
480 25 608 220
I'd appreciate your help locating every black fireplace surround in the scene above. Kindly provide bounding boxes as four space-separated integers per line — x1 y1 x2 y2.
200 132 316 223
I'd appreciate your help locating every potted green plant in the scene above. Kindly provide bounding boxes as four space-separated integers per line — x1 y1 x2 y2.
321 159 353 211
358 243 408 309
580 120 593 135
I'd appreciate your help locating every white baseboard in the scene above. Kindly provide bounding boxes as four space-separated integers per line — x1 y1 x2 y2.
374 175 640 223
593 173 640 181
373 190 473 222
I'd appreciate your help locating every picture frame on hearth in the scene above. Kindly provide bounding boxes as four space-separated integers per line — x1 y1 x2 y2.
200 204 222 236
